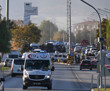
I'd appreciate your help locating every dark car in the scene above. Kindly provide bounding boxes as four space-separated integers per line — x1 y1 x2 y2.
80 59 92 70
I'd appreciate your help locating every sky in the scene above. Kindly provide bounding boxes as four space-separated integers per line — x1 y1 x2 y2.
0 0 110 30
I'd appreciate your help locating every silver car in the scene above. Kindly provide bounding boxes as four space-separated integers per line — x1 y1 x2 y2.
3 58 12 67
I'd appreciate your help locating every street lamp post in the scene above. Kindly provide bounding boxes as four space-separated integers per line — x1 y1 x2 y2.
0 5 2 20
81 0 102 88
50 23 51 41
90 29 92 45
6 0 9 21
69 0 71 54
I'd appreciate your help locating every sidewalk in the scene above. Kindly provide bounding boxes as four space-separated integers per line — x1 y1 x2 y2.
0 63 11 78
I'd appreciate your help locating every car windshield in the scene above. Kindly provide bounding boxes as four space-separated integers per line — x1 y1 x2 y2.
9 55 18 58
6 59 10 62
14 59 25 65
82 61 90 64
25 60 50 70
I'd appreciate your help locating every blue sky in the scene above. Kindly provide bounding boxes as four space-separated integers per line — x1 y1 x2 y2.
1 0 110 30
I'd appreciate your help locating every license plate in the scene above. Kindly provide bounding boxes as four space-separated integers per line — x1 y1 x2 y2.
33 82 41 85
84 64 88 65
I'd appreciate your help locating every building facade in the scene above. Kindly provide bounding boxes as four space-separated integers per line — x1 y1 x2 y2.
73 20 99 34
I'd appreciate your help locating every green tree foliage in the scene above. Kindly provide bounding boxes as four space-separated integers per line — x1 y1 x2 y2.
11 24 41 52
106 19 110 50
52 30 75 42
39 20 58 44
0 18 11 53
75 30 93 44
96 19 108 45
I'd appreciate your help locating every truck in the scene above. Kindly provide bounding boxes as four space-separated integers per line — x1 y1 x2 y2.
23 52 54 90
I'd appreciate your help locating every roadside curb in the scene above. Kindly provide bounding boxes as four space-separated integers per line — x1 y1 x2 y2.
4 73 11 78
0 70 11 79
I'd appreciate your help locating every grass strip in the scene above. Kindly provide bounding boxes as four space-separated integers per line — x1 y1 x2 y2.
94 88 110 91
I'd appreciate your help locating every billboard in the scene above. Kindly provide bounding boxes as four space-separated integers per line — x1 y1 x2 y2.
24 2 38 25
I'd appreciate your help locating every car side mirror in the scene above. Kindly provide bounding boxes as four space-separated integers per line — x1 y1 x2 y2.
51 66 55 71
20 65 24 71
0 78 5 82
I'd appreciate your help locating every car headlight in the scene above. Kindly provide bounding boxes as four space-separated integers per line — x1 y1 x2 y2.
45 75 51 79
23 71 29 78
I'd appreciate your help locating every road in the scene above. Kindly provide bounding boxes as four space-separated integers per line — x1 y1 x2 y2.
3 63 110 91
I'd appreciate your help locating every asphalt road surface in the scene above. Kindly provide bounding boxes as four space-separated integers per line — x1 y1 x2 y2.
3 62 110 91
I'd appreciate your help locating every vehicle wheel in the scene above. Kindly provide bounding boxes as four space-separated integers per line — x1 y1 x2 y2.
23 85 28 89
90 68 92 70
47 84 52 90
2 84 4 91
11 73 15 77
47 80 52 90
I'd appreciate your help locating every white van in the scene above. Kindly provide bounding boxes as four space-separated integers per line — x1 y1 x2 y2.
11 58 25 77
54 53 67 62
23 53 54 90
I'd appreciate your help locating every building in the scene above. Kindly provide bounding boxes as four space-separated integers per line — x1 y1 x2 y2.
73 20 99 34
13 20 24 26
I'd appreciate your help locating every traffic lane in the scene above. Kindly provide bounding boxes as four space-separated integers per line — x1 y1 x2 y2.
70 64 98 88
4 76 22 88
53 63 76 90
71 64 110 88
4 63 90 91
53 63 90 91
4 63 83 91
4 76 50 91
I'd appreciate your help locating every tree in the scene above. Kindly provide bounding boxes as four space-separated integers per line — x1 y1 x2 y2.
96 18 108 46
39 20 58 44
52 31 61 41
75 26 97 45
52 30 75 43
106 19 110 50
0 18 11 53
11 24 41 53
76 30 83 43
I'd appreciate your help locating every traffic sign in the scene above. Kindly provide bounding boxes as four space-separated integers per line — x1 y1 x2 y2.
70 52 74 56
106 53 110 58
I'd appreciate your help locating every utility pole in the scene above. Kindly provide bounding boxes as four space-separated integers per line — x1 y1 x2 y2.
50 23 51 41
67 0 69 42
67 0 71 54
63 30 64 42
90 29 92 45
69 0 71 54
0 5 2 21
6 0 9 21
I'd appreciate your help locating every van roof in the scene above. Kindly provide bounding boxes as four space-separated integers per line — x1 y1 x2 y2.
25 53 50 60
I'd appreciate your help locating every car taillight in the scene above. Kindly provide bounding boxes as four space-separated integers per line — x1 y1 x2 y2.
80 63 84 65
106 66 110 68
89 63 92 65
